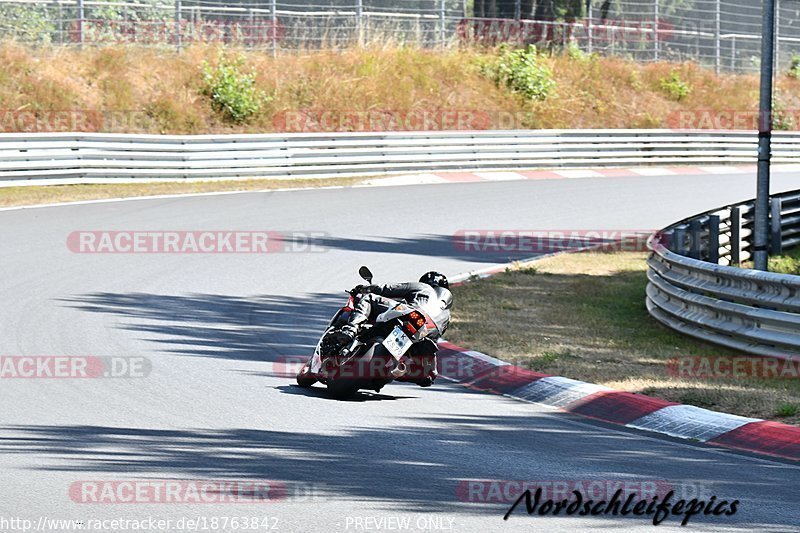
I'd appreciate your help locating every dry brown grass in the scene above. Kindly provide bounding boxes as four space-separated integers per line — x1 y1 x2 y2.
447 251 800 425
0 176 363 208
3 41 800 133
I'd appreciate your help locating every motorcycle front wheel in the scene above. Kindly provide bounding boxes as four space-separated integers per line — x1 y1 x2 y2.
295 358 317 388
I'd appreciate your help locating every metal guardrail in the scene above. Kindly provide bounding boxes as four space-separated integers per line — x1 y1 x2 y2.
647 189 800 358
4 129 800 184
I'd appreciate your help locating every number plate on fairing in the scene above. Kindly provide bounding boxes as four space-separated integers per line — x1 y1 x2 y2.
383 326 412 358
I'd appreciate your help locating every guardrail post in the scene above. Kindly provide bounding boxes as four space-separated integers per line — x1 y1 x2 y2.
689 219 702 259
730 206 743 264
673 226 687 255
175 0 182 52
708 215 721 263
771 196 783 255
657 229 673 250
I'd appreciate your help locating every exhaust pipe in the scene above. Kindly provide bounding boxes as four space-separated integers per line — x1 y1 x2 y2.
390 360 408 378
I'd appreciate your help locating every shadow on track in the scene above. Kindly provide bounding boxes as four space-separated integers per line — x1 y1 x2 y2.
0 416 796 528
58 291 343 363
274 384 417 402
300 233 632 265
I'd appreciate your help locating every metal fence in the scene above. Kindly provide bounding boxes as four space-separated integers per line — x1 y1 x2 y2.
0 0 799 73
647 189 800 357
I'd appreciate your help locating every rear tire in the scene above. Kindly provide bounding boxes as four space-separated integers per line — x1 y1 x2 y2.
327 376 360 400
327 342 394 400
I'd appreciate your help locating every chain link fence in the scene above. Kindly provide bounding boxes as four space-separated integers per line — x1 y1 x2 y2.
0 0 796 73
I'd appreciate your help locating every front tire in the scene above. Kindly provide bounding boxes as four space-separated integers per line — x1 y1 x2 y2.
296 360 317 388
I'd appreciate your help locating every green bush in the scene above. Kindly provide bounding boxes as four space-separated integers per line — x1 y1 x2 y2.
772 95 795 131
789 54 800 79
0 5 56 43
659 70 691 101
775 403 798 418
565 42 595 63
201 54 269 124
481 45 555 101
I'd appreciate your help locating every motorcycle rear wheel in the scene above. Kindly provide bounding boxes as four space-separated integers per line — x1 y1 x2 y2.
326 376 361 400
326 342 394 400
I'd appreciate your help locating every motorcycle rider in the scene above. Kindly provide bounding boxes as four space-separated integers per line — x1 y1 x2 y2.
330 271 453 387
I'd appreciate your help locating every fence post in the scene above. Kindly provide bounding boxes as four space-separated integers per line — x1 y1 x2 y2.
271 0 277 57
514 0 521 20
653 0 659 61
770 197 783 255
354 0 363 46
175 0 182 52
55 0 63 44
440 0 446 48
730 206 742 264
77 0 84 45
714 0 720 74
731 35 736 71
775 0 781 73
708 214 720 263
586 0 593 55
247 8 253 49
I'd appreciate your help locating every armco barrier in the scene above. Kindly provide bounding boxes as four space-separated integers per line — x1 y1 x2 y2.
647 189 800 357
3 129 800 184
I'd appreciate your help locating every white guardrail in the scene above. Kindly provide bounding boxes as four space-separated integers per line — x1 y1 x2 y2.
647 189 800 358
4 129 800 185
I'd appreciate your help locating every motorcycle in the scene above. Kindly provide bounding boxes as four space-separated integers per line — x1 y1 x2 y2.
295 266 446 400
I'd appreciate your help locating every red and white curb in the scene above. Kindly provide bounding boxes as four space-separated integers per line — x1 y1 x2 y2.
435 341 800 462
363 165 760 186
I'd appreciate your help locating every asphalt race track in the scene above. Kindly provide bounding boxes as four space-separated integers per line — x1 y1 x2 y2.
1 170 799 532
